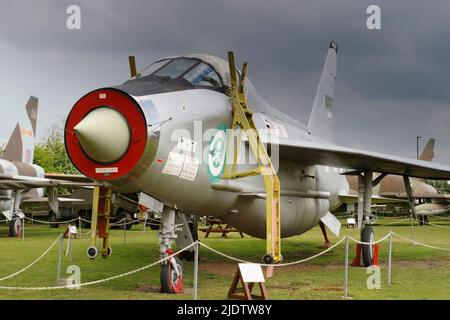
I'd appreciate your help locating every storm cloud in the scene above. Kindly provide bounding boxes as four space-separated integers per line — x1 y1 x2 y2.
1 0 450 163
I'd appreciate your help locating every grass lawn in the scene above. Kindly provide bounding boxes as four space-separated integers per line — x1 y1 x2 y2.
0 217 449 300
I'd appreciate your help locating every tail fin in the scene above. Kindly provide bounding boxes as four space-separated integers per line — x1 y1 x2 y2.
1 96 38 164
308 41 337 142
419 138 435 162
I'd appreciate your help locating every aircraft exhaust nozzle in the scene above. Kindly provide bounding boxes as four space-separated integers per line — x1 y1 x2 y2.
65 88 151 181
74 107 131 164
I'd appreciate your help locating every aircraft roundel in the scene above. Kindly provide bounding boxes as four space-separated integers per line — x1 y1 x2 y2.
207 124 228 182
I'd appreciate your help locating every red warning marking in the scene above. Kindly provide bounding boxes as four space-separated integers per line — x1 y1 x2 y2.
65 88 147 181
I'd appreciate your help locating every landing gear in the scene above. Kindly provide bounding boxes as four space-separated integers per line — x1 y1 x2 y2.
418 215 429 226
79 210 91 228
114 209 133 230
9 215 23 237
176 215 197 262
361 225 374 267
48 211 59 228
8 192 24 238
160 253 183 293
319 221 331 248
158 207 183 294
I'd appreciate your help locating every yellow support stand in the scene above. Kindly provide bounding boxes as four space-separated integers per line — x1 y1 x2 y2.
223 52 281 264
88 186 113 259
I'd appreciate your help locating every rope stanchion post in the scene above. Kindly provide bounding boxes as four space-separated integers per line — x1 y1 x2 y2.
79 216 82 239
388 232 392 285
68 234 73 263
123 219 126 244
193 241 199 300
143 216 147 234
56 236 63 285
343 236 349 298
410 213 415 242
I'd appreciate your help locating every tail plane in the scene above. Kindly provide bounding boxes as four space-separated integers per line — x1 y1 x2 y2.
419 138 435 162
1 96 38 164
308 41 337 142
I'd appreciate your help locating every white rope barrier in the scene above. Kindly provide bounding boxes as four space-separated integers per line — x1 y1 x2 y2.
80 217 141 227
24 216 80 225
199 237 347 267
144 217 161 224
430 215 450 221
382 218 411 226
0 241 197 290
346 232 392 245
0 233 64 282
419 220 450 230
110 218 137 227
391 232 450 251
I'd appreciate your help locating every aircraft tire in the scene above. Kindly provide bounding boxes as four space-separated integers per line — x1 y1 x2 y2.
9 216 22 237
160 256 183 294
115 210 133 231
149 222 160 230
361 225 374 267
48 212 59 228
79 210 92 228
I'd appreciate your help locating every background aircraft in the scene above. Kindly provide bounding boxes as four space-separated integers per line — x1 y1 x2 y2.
0 96 46 236
343 138 450 223
0 96 95 236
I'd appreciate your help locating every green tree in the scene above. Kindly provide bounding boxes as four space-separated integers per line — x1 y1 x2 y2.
426 180 450 194
33 122 79 175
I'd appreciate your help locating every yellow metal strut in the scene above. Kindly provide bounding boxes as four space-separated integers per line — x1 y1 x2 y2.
89 186 112 258
223 52 281 264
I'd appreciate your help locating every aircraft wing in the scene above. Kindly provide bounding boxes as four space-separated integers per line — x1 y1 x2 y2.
338 194 407 204
0 174 97 190
22 197 85 203
275 139 450 180
44 173 93 183
378 192 450 200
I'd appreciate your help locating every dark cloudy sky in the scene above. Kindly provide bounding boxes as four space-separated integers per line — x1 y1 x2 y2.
1 0 450 163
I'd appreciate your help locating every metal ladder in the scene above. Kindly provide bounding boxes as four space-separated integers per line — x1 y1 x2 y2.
223 52 282 264
89 186 112 258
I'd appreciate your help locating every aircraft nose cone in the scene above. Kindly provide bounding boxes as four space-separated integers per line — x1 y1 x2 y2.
74 107 130 163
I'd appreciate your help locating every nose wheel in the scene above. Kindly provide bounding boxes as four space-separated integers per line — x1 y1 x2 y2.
9 215 23 238
361 225 374 267
160 256 183 294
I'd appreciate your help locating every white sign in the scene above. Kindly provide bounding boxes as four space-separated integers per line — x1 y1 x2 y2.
238 263 265 283
177 137 197 153
95 167 118 174
162 152 185 176
179 156 199 181
68 225 77 235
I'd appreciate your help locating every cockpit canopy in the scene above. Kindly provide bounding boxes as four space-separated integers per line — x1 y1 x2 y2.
132 57 223 89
